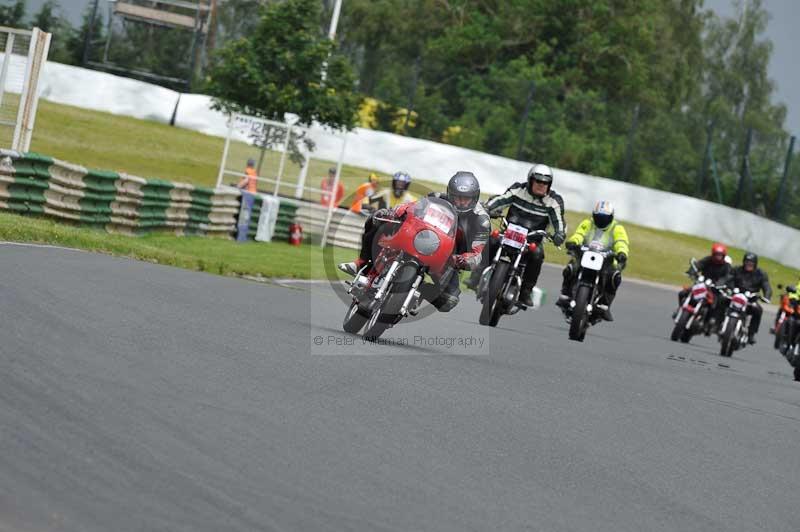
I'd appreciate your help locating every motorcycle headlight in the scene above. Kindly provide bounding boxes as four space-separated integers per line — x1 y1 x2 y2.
413 229 440 255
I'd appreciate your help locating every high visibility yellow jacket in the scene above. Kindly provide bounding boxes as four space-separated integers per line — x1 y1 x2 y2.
789 281 800 301
567 218 630 258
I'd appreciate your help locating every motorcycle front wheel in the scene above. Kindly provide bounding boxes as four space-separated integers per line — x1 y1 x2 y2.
569 285 592 342
671 309 693 342
479 261 509 327
719 318 738 357
343 301 369 334
362 279 414 341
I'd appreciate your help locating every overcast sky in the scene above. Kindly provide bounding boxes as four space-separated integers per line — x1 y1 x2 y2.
20 0 799 135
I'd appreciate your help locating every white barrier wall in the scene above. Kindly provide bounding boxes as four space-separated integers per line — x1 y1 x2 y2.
40 61 180 123
19 60 800 268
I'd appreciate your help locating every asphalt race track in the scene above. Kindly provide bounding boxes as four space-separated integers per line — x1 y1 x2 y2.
1 244 798 532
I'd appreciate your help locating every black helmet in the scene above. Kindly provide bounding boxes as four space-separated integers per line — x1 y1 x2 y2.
527 163 554 197
391 171 412 198
447 171 480 213
743 252 758 268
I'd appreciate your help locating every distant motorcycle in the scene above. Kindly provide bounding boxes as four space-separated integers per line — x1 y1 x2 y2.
475 217 553 327
717 288 769 357
563 240 616 342
342 196 457 340
670 259 724 343
772 285 800 381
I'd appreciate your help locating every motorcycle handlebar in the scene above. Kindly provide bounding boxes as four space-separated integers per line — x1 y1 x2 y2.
374 217 402 224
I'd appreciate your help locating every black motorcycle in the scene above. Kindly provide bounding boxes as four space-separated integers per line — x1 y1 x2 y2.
772 285 800 381
476 218 552 327
563 240 616 342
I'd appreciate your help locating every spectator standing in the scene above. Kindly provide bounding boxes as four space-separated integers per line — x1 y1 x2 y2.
321 167 345 208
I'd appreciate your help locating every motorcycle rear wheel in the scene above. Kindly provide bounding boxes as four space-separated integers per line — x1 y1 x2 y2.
569 285 592 342
479 261 509 327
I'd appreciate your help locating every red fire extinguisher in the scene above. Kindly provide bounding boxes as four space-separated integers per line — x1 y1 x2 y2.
288 223 303 245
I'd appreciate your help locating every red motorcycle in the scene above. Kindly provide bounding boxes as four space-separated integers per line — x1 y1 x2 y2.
342 196 458 340
671 259 723 343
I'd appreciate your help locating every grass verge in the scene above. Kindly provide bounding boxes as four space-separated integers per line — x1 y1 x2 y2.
30 98 446 202
12 97 799 297
1 211 797 303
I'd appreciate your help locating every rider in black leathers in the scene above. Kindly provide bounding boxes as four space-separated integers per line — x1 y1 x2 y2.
675 242 732 322
724 252 772 344
467 164 566 307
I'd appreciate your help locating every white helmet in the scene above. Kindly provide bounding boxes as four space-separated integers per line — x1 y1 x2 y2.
527 164 554 197
592 200 615 229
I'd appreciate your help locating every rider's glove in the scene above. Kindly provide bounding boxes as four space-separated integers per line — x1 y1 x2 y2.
373 208 395 220
616 252 628 269
565 241 579 253
552 231 566 247
449 254 471 271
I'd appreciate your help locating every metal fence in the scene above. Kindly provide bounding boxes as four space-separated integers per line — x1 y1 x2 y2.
0 26 50 151
216 112 348 246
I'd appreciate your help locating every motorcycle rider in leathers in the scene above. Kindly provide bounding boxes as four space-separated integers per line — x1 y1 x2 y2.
674 242 732 323
723 252 772 344
467 164 567 308
339 171 490 312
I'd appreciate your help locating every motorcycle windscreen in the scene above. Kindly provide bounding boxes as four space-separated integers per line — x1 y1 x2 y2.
413 198 457 237
587 240 609 252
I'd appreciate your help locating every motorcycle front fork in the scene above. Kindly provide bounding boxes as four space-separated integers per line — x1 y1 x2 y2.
479 246 523 302
399 274 424 316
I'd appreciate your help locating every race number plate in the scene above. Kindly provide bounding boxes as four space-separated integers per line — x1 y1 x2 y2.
502 223 528 249
691 282 708 299
580 250 604 271
422 203 456 233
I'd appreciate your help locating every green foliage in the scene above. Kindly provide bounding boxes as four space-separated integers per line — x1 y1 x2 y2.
205 0 360 131
338 0 792 225
0 0 26 28
63 3 106 66
30 0 74 64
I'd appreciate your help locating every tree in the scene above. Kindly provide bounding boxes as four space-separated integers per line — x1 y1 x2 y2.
331 0 795 224
700 0 788 207
65 2 106 66
0 0 26 28
206 0 359 131
30 0 74 64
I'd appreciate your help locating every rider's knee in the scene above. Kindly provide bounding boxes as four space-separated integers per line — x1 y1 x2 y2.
562 262 575 279
529 245 545 263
